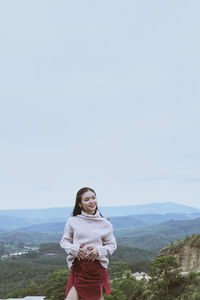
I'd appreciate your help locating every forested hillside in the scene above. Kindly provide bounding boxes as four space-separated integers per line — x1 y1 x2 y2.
116 218 200 251
1 217 200 254
0 243 153 298
2 238 200 300
1 205 200 298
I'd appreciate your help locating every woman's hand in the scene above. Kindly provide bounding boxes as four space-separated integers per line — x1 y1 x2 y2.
85 246 99 262
78 244 87 261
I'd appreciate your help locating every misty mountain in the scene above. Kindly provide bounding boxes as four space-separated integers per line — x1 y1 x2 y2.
108 216 146 228
0 202 199 218
1 202 200 230
9 213 200 249
12 216 145 233
0 207 73 223
100 202 200 216
126 212 200 225
0 215 32 231
4 211 200 231
116 217 200 251
13 222 66 233
1 217 200 253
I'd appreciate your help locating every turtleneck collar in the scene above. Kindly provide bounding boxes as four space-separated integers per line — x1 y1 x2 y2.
80 209 103 220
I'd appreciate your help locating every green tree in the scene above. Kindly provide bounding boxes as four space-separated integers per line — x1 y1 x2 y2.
179 271 200 300
148 255 181 299
6 287 26 298
129 260 151 273
0 242 5 255
42 268 69 300
25 282 40 296
39 243 62 254
108 262 129 279
105 276 146 300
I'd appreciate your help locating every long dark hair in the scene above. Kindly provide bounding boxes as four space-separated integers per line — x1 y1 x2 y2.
72 187 103 217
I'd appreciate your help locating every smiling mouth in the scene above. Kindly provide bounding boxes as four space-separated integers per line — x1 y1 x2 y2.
89 204 96 208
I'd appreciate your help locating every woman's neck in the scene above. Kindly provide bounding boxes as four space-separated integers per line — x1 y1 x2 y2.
83 209 96 215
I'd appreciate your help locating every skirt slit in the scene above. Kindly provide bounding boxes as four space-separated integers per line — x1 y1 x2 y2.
64 259 111 300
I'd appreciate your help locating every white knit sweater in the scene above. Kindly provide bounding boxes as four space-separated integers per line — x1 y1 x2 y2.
60 210 117 269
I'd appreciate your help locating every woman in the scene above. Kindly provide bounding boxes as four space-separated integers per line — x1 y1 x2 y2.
60 187 117 300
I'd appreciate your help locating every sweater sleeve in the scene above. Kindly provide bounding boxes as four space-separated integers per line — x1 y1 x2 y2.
60 218 80 257
97 222 117 258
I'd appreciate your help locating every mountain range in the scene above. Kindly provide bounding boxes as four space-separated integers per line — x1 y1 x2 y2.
0 202 200 230
1 202 200 252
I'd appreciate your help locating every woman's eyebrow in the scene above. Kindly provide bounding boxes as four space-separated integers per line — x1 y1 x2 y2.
83 195 95 200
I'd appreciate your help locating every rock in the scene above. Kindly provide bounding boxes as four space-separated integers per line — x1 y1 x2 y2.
161 234 200 272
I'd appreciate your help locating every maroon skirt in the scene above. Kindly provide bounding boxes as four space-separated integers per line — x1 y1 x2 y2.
65 259 111 300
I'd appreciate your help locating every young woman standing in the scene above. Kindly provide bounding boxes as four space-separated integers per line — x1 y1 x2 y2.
60 187 117 300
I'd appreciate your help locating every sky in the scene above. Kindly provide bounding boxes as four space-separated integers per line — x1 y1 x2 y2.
0 0 200 210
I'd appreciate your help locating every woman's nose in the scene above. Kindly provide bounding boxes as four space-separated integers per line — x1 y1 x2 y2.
89 199 95 203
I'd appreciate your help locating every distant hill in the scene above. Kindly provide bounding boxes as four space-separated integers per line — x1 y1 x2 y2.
0 207 72 224
110 244 155 262
11 215 145 233
12 217 145 233
116 217 200 251
0 202 199 218
2 217 200 253
129 213 197 225
0 231 62 247
0 202 200 230
100 202 200 216
0 215 32 230
106 216 146 228
13 222 66 233
113 212 200 226
8 212 200 233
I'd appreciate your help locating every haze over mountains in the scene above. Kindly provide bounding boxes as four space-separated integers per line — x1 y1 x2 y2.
0 201 200 232
1 202 200 253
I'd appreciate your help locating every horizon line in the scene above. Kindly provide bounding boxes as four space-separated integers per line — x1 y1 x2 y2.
0 201 200 211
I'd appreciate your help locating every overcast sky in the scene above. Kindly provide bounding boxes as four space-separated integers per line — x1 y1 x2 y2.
0 0 200 210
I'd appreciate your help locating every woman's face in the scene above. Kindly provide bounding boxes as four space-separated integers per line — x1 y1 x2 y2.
80 190 97 214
